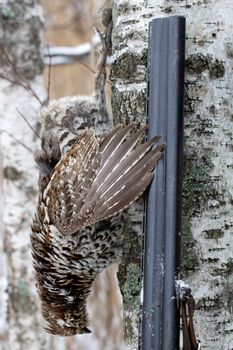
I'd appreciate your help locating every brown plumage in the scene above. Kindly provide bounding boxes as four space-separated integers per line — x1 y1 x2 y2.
31 19 164 336
31 124 163 336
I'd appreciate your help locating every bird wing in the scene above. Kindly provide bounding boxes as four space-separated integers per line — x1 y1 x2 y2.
44 124 164 235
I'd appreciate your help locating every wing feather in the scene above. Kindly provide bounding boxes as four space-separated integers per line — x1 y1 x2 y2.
44 124 164 235
45 131 99 231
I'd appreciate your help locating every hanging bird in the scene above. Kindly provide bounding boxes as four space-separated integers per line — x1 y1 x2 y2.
31 124 163 335
31 19 164 336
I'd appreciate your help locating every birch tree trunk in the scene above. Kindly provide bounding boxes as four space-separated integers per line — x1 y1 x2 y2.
111 1 233 349
0 1 50 349
0 1 124 349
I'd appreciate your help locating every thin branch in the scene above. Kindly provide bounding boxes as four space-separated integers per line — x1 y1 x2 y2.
0 129 33 154
0 47 44 106
78 60 96 75
16 108 41 140
46 44 52 105
43 56 111 85
42 35 112 84
0 73 44 106
77 59 111 85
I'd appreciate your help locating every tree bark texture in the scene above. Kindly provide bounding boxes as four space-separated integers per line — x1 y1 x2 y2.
111 1 233 349
0 1 124 349
0 1 49 349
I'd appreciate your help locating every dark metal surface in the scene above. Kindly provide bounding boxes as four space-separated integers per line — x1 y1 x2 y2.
141 16 185 350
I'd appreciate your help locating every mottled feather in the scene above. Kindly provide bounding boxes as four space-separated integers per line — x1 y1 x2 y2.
31 20 164 337
45 124 163 235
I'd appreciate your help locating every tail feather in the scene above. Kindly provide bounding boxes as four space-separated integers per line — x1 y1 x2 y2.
93 173 154 222
90 147 163 222
99 123 135 168
100 147 162 204
44 124 164 235
85 125 148 203
98 124 123 153
96 136 162 198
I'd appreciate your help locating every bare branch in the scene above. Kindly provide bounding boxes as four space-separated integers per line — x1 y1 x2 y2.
46 44 52 105
16 108 41 140
0 129 33 154
0 47 44 106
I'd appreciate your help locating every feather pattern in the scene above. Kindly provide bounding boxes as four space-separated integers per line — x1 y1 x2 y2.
32 123 164 336
31 21 165 337
45 124 164 235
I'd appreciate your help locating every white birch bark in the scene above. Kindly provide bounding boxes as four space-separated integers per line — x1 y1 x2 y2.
0 1 124 349
0 1 51 349
112 0 233 349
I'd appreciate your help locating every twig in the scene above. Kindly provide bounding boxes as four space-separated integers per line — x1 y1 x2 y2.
78 60 96 75
74 58 112 85
0 47 44 106
0 73 44 106
16 108 41 140
42 36 111 84
46 44 52 105
0 129 33 154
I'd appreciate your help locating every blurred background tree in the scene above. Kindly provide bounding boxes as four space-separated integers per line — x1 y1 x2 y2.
0 1 123 349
